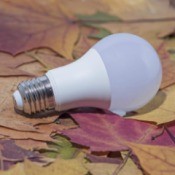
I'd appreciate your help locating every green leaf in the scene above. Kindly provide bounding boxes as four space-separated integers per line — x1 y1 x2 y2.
41 150 59 158
42 135 78 159
89 28 112 39
168 49 175 60
77 11 121 24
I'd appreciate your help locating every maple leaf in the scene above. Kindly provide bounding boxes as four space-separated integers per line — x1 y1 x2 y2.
0 0 79 59
129 142 175 175
62 113 174 152
40 135 78 159
0 52 35 77
0 140 40 170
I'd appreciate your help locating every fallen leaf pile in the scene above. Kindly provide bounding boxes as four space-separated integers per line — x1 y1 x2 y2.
0 0 175 175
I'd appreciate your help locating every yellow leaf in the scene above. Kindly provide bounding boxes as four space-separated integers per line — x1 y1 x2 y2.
129 142 175 175
130 85 175 124
25 158 87 175
86 157 142 175
0 164 25 175
0 158 87 175
101 0 175 19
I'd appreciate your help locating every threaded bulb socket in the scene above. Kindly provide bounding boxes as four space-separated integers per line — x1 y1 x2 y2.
14 76 55 114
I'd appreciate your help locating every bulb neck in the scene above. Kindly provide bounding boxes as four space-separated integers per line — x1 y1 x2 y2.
14 49 111 115
16 76 55 114
46 48 111 112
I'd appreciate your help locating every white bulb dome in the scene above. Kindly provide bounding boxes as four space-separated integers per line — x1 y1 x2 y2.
93 33 162 114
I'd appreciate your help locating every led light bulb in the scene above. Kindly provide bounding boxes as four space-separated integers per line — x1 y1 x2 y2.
13 33 162 116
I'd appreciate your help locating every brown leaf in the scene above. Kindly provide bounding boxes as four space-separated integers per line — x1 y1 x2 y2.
0 113 36 132
0 126 52 141
0 52 34 68
36 123 77 136
15 139 48 150
28 49 72 71
101 0 175 20
86 153 122 164
0 52 36 77
62 0 108 15
156 42 175 89
73 27 98 58
0 155 87 175
129 142 175 175
0 0 79 59
0 57 60 142
158 27 175 39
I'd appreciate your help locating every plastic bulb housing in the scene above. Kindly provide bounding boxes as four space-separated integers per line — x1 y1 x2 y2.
13 33 162 116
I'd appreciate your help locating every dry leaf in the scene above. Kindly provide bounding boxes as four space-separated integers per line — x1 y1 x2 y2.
86 153 122 164
0 115 36 132
131 85 175 124
15 140 48 150
73 27 98 58
0 52 35 77
86 163 117 175
28 49 72 71
86 157 143 175
0 60 57 142
0 0 79 59
62 0 107 15
156 41 175 89
62 113 174 152
36 122 77 136
101 0 175 20
0 156 87 175
0 140 40 170
129 142 175 175
0 127 52 141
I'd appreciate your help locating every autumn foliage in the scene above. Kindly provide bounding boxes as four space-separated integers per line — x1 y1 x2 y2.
0 0 175 175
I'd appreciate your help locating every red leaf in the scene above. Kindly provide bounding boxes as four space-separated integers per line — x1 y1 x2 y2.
0 140 40 170
62 113 175 152
0 0 79 59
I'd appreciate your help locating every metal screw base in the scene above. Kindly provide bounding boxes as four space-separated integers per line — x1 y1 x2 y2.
16 76 55 114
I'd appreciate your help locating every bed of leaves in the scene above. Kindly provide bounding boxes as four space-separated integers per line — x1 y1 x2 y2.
0 0 175 174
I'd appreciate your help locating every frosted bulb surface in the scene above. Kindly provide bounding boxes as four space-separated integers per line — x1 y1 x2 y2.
13 33 162 116
93 33 162 113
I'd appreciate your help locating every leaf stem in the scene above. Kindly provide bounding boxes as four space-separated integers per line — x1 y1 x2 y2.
77 17 175 24
165 125 175 144
112 151 131 175
151 126 165 140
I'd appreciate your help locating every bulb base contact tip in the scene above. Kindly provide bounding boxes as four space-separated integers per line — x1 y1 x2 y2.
13 90 24 110
13 76 55 114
